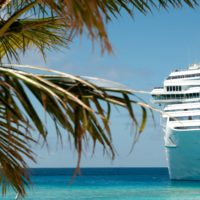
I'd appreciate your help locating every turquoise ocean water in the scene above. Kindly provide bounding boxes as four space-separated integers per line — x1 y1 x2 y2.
3 168 200 200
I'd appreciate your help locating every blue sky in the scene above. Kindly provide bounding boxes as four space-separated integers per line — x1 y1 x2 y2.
20 5 200 168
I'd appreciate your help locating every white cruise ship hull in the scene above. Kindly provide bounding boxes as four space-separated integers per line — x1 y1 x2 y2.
165 126 200 180
151 64 200 180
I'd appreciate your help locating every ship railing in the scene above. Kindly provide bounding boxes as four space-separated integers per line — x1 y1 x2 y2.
166 72 200 80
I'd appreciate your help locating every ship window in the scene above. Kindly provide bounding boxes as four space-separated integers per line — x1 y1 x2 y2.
176 86 178 91
193 116 200 120
179 86 181 91
180 117 188 120
174 116 200 121
173 86 175 91
153 95 157 100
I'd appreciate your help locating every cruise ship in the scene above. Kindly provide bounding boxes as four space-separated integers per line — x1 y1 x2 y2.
151 64 200 180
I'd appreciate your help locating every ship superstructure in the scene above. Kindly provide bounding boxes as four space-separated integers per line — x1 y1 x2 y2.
151 64 200 180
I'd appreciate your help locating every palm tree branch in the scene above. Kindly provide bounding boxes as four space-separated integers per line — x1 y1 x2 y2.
0 18 71 62
0 64 152 196
1 0 198 55
0 2 36 37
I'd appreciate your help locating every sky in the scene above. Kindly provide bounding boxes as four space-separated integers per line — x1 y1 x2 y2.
19 5 200 168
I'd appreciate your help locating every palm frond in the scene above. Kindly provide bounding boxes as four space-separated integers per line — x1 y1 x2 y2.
0 64 152 196
37 0 198 52
0 0 198 56
0 0 195 197
0 2 36 37
0 17 71 62
0 75 35 196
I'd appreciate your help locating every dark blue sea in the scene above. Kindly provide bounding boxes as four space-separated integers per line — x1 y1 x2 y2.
3 168 200 199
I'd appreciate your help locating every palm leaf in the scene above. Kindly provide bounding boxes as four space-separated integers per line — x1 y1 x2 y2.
36 0 198 52
0 0 195 197
0 17 71 62
0 76 35 196
0 0 198 58
0 64 152 196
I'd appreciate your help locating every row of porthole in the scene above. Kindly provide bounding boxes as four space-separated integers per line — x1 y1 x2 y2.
152 93 200 100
